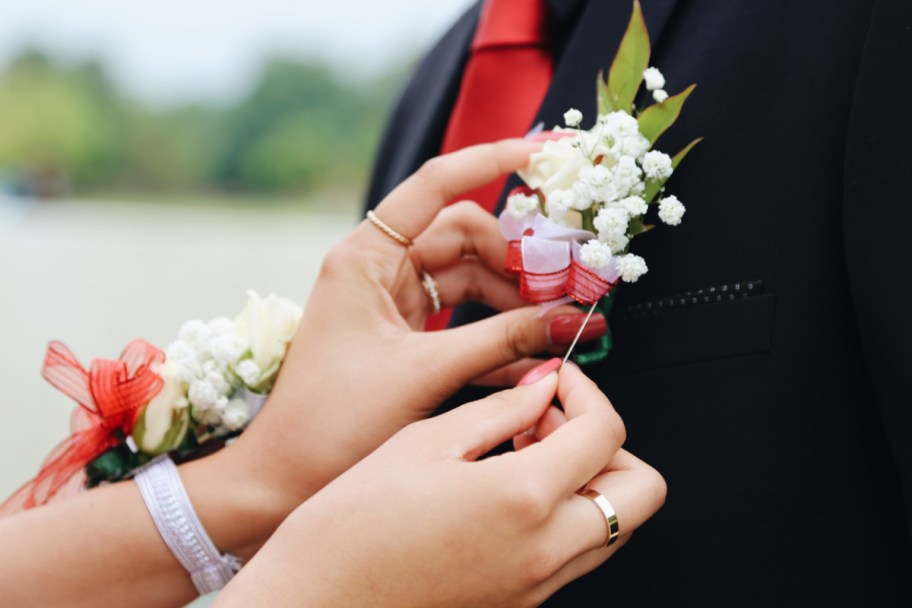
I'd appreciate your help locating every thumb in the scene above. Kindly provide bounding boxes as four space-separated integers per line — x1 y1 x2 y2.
424 305 602 389
430 362 560 461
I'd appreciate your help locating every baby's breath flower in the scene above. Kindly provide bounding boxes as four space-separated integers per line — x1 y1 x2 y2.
188 378 219 409
579 240 613 269
642 150 673 181
658 195 686 226
643 67 666 91
563 108 583 128
506 192 540 219
178 320 211 347
618 195 648 217
652 89 669 103
236 359 262 387
617 254 649 282
594 207 629 238
222 398 252 432
602 233 630 254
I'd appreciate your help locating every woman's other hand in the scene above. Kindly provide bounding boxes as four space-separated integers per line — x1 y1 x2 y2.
218 363 665 608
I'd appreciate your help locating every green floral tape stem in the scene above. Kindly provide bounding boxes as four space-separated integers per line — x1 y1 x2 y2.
573 289 617 365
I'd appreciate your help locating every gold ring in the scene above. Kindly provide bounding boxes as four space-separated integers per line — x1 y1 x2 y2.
421 271 442 314
579 488 620 547
366 210 413 247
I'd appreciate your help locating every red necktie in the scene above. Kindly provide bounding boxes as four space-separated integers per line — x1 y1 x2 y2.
428 0 553 330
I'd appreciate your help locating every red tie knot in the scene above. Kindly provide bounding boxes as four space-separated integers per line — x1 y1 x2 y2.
473 0 552 51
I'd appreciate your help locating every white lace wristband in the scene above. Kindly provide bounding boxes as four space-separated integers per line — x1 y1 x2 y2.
134 455 242 594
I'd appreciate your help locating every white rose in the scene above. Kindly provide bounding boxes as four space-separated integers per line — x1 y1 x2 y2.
518 132 589 196
134 360 190 455
235 290 302 387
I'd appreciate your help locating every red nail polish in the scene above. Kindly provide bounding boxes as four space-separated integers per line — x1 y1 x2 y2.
518 358 562 386
549 313 607 346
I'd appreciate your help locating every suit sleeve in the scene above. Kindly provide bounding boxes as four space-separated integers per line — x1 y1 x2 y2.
843 0 912 535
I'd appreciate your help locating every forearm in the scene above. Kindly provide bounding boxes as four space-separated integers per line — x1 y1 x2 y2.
0 444 294 607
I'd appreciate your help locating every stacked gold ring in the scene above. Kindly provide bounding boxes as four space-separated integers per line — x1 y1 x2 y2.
366 210 413 247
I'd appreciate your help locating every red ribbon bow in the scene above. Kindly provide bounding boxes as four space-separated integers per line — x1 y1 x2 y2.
0 340 165 517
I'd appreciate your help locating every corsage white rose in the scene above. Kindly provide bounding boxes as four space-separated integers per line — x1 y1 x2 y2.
235 290 302 391
133 360 190 455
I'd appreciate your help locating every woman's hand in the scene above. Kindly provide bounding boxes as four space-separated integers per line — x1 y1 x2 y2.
216 362 666 608
214 140 608 546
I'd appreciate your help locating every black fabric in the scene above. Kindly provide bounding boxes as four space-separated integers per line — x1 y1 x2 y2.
365 0 912 605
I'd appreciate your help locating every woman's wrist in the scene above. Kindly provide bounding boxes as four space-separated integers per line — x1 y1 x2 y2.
178 441 309 561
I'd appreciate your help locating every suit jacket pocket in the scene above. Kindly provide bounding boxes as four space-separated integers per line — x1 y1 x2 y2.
601 280 776 375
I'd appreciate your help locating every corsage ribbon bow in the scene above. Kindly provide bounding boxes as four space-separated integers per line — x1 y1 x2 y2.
0 340 164 516
500 209 618 307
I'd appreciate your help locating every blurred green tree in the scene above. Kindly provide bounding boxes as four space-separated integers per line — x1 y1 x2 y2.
0 50 125 194
0 50 406 200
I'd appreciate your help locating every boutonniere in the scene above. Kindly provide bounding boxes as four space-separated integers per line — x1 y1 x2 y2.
501 0 702 363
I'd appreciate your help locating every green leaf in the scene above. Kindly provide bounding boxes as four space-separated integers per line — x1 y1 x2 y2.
627 217 655 236
672 136 703 169
86 446 137 487
643 178 662 204
637 84 696 146
605 0 651 114
642 137 703 203
596 70 613 115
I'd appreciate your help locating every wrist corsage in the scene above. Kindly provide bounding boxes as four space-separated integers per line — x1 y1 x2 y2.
0 290 301 515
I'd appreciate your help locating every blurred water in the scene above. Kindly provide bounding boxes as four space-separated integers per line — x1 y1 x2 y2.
0 196 355 503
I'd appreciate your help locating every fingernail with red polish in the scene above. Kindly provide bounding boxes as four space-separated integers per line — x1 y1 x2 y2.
548 313 607 346
518 358 562 386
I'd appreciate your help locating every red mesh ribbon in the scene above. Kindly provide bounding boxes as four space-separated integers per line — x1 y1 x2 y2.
567 261 616 305
0 339 165 516
505 240 523 274
520 266 571 302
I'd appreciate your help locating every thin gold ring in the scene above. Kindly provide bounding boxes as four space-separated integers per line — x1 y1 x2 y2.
421 271 442 314
366 210 413 247
579 488 620 547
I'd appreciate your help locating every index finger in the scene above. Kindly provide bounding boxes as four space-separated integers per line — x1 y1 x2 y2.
372 139 542 242
516 364 627 498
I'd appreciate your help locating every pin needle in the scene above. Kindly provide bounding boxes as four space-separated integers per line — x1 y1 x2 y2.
561 300 599 366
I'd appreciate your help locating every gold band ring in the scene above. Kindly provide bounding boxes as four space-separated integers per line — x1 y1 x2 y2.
579 488 620 547
366 210 413 247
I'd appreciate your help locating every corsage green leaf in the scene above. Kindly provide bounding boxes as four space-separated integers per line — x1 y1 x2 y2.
637 84 696 145
603 0 650 114
672 136 703 169
643 137 704 202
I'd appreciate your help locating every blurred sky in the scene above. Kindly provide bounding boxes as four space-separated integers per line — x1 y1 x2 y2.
0 0 475 106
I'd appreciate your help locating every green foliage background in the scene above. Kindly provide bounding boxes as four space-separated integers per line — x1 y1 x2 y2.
0 50 404 202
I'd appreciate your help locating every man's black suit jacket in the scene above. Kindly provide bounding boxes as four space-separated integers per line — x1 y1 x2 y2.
365 1 912 605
